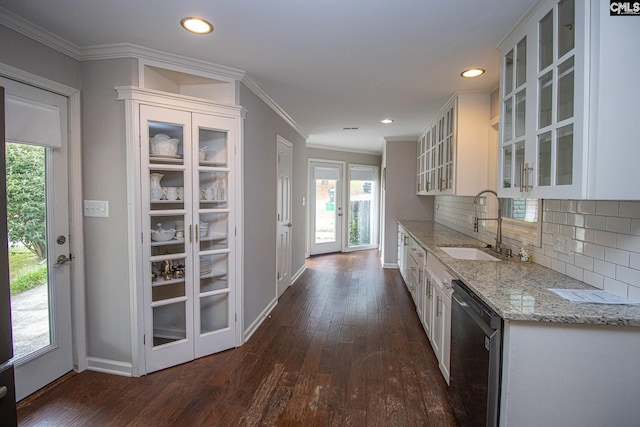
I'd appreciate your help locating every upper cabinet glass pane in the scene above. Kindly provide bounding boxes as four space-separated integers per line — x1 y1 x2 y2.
149 121 185 165
199 128 228 167
539 71 553 129
539 10 553 71
503 97 513 143
516 37 527 87
515 90 526 138
557 56 575 122
504 49 514 94
558 0 575 58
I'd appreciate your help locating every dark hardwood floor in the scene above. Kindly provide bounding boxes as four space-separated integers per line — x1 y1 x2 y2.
17 250 457 426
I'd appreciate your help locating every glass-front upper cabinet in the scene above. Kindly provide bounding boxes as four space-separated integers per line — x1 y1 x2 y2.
498 0 584 199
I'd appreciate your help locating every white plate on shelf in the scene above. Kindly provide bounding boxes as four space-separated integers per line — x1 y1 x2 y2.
150 153 182 159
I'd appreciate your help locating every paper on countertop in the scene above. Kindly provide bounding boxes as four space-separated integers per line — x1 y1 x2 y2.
549 289 640 305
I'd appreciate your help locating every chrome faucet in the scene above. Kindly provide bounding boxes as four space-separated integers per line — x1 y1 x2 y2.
473 189 505 254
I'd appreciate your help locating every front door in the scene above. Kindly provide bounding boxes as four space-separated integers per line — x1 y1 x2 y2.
276 137 293 297
309 161 344 255
2 76 73 401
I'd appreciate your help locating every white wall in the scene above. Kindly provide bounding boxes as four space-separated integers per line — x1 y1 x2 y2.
0 25 80 90
80 58 138 365
382 139 433 267
238 83 307 335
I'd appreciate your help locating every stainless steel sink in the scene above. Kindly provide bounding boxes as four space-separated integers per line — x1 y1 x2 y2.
439 246 500 261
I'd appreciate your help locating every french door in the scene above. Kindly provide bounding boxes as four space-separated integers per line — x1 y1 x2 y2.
309 161 344 255
2 76 73 401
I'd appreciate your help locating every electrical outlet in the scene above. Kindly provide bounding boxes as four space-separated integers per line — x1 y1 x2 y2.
553 234 572 255
84 200 109 217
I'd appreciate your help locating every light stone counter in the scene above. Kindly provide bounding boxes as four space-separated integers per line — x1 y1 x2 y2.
398 220 640 327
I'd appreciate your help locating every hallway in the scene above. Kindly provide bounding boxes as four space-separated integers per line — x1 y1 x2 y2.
18 250 457 426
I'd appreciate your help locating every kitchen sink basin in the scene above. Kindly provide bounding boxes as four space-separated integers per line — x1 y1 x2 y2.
438 246 500 261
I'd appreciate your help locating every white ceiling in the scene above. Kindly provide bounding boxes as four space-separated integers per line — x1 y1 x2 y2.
0 0 536 153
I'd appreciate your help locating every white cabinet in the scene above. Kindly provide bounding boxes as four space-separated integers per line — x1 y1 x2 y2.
417 92 490 196
408 238 426 315
498 0 640 200
397 226 408 280
425 254 453 384
117 87 243 374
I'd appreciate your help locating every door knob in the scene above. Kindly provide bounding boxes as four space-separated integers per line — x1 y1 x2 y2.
54 254 72 267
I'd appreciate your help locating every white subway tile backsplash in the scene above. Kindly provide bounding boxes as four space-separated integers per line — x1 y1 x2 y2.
561 200 577 213
603 277 628 298
567 213 585 227
618 234 640 253
585 215 607 231
594 230 617 248
559 252 575 265
616 265 640 287
606 217 631 234
573 240 584 254
543 222 559 234
551 259 566 274
435 196 640 302
604 247 630 267
553 212 568 225
577 200 597 215
619 202 640 219
596 201 619 216
559 225 575 237
574 254 594 270
545 199 561 211
583 270 604 288
565 264 583 281
583 243 605 260
594 259 616 278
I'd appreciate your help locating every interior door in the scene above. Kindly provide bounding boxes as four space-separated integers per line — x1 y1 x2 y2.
309 161 343 255
276 137 293 297
1 77 73 401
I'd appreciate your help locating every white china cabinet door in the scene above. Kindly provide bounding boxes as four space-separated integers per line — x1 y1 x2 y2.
192 113 237 358
141 105 194 373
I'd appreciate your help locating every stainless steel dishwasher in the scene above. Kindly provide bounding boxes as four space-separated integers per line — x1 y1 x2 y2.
449 280 503 427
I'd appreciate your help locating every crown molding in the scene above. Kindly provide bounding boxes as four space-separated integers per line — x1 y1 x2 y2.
0 6 81 60
242 74 307 139
384 136 419 142
81 43 246 81
1 8 307 143
306 143 382 156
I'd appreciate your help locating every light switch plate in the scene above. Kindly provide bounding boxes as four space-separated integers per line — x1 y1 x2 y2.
84 200 109 217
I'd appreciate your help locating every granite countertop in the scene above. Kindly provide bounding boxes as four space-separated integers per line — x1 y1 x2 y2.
398 220 640 327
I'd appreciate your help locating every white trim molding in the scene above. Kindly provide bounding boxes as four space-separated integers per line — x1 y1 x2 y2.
291 265 306 284
306 143 382 156
242 74 307 139
243 297 278 343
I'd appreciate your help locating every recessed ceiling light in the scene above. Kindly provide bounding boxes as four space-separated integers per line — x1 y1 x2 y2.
460 68 485 78
181 17 214 34
381 119 394 124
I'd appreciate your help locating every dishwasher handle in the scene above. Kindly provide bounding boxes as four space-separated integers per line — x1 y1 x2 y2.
452 292 496 338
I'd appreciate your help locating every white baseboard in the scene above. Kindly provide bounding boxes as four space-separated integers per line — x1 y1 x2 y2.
383 263 399 269
86 356 133 377
291 264 306 284
243 297 278 342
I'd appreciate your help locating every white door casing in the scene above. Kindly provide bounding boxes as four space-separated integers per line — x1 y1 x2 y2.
276 136 293 298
